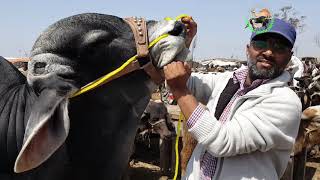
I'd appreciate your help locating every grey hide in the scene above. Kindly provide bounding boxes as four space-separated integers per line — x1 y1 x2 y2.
0 13 191 180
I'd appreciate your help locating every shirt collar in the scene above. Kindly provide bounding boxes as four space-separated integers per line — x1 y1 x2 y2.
233 66 269 93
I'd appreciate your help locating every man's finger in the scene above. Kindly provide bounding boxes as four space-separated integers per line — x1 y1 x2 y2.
164 63 177 78
184 61 190 68
181 16 192 23
184 62 192 75
163 65 171 80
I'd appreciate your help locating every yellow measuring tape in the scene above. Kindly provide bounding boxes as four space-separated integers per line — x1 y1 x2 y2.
167 13 190 180
173 112 185 180
70 33 169 98
165 14 190 21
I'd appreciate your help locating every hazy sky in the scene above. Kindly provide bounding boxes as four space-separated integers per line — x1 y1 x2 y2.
1 0 319 61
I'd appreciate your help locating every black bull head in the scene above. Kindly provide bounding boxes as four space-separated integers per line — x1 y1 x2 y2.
140 101 175 140
0 13 191 179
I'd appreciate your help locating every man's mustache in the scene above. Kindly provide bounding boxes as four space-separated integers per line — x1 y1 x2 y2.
256 56 276 66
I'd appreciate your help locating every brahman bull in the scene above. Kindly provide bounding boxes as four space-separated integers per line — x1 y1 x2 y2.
0 13 191 180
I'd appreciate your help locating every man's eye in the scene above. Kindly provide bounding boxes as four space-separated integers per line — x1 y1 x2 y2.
274 43 289 52
252 41 267 49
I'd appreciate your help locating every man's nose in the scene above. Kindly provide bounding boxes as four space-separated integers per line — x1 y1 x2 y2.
262 48 274 57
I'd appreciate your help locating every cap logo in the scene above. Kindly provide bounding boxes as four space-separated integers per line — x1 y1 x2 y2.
246 17 275 34
245 8 274 34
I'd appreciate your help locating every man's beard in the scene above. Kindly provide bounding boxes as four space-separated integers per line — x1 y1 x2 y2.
247 57 282 80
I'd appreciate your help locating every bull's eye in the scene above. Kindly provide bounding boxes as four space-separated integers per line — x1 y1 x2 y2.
151 118 158 122
34 62 47 74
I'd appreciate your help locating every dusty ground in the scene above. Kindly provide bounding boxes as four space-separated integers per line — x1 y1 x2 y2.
130 134 320 180
129 161 165 180
306 158 320 180
129 136 175 180
129 157 320 180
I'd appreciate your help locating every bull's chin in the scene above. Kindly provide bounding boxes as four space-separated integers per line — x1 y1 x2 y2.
155 49 192 68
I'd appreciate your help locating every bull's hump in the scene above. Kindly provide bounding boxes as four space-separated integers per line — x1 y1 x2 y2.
32 13 131 56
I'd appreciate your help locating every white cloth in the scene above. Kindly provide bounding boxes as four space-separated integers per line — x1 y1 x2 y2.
183 70 302 180
287 56 304 86
312 68 319 77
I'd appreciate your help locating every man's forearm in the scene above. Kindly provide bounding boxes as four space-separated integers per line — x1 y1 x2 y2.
173 90 199 120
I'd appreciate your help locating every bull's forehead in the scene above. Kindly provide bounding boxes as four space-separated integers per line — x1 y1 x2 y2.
150 105 167 117
31 28 84 58
31 14 123 56
151 110 166 117
148 19 176 42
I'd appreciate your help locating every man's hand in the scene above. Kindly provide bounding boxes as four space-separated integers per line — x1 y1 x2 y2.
163 61 191 99
164 61 199 120
181 16 197 48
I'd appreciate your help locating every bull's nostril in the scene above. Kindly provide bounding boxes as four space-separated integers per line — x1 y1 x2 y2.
35 62 46 68
168 22 185 36
34 62 47 74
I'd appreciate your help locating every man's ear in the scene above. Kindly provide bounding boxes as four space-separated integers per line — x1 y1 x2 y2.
14 76 77 173
246 44 250 51
246 44 250 58
286 51 294 65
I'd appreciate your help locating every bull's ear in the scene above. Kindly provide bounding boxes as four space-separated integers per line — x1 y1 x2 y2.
165 113 175 131
141 112 150 123
294 77 303 82
14 79 76 173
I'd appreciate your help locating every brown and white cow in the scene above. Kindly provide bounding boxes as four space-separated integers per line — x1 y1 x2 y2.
293 105 320 155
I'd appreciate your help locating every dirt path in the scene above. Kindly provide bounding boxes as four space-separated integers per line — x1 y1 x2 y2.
129 158 320 180
306 158 320 180
129 161 164 180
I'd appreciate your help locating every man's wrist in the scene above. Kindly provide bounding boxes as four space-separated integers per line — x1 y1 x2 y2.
186 39 192 48
171 88 190 100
